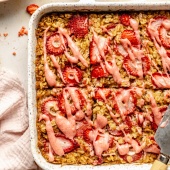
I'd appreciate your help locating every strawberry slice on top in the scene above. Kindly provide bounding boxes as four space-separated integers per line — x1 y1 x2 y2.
151 72 170 89
57 92 77 115
94 88 111 101
55 134 79 153
114 43 128 57
46 33 67 55
141 56 151 75
120 151 143 163
159 24 170 48
147 16 167 38
89 39 101 65
120 14 131 26
62 66 83 85
121 30 139 46
114 89 136 120
41 98 59 119
123 55 139 77
68 14 89 38
89 36 110 65
91 64 109 78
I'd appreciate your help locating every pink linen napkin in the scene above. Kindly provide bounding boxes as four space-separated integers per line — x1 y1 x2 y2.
0 69 37 170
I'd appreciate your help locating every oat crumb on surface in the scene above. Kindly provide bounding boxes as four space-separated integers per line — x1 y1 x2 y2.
18 26 28 37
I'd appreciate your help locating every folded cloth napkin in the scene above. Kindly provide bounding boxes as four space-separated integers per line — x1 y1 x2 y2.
0 69 37 170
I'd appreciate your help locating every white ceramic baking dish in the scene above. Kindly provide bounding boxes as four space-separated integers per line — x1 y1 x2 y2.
28 1 170 169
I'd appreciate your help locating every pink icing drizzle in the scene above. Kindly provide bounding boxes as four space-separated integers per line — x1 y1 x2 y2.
40 114 64 156
148 18 170 73
148 91 162 126
43 27 56 87
58 27 88 67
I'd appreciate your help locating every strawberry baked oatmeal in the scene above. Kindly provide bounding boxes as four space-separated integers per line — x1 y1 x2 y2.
35 11 170 165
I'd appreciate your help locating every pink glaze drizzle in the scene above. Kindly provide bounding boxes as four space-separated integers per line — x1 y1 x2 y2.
116 142 130 155
43 27 56 87
40 114 64 156
58 27 88 67
49 55 65 83
148 18 170 73
48 143 54 162
148 91 162 126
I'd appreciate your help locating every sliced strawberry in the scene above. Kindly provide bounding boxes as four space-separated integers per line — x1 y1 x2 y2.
89 39 101 64
83 128 93 143
147 16 167 39
55 134 79 153
46 33 66 55
121 30 139 46
41 98 58 119
114 44 128 57
114 89 136 119
89 36 110 65
91 64 109 78
76 89 86 106
159 25 170 48
166 50 170 57
76 123 89 137
62 66 83 85
141 56 151 75
109 129 123 136
151 72 170 89
57 92 77 114
94 88 111 101
26 4 39 15
159 105 168 116
106 23 116 30
120 151 143 163
120 14 131 26
123 55 139 77
151 121 158 131
68 14 88 38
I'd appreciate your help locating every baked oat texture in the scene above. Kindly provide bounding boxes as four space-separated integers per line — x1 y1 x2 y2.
35 11 170 165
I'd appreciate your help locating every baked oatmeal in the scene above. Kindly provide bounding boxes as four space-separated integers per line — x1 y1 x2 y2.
35 11 170 165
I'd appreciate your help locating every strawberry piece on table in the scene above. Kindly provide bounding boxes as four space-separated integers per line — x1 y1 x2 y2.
94 88 111 101
46 33 66 55
120 14 131 26
159 25 170 48
68 14 89 38
141 56 151 75
62 66 83 85
123 55 139 77
55 134 79 153
91 64 109 78
121 30 139 46
151 72 170 88
26 4 39 15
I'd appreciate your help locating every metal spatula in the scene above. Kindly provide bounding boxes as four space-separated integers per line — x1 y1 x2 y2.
150 105 170 170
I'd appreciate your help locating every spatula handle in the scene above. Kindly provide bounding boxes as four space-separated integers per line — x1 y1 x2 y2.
150 160 168 170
